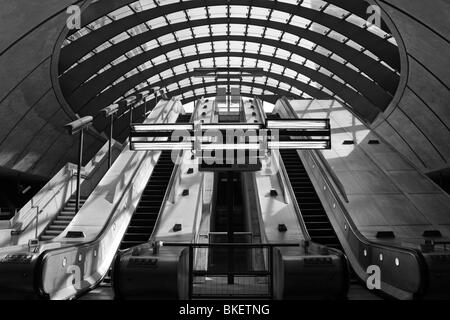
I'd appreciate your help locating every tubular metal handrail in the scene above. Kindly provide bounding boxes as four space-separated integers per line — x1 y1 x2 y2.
311 151 349 203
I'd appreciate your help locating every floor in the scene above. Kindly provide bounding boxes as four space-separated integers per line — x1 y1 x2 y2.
79 282 382 300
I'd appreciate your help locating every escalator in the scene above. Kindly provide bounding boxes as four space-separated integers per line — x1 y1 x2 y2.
209 172 249 273
267 113 380 299
267 114 341 250
119 113 192 250
97 113 192 287
280 150 341 249
119 150 175 250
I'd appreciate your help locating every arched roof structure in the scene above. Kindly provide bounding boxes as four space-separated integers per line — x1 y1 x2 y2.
57 0 401 138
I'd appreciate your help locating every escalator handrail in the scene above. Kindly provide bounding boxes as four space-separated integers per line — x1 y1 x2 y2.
279 96 348 203
312 151 349 203
253 97 266 126
279 96 428 297
191 97 204 122
34 99 182 298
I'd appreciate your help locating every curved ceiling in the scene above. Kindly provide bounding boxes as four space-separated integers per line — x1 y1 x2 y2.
56 0 402 140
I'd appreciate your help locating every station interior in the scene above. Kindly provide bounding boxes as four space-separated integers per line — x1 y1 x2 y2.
0 0 449 300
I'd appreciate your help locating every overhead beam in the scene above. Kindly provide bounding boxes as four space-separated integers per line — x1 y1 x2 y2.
60 1 399 71
71 52 386 123
61 33 398 97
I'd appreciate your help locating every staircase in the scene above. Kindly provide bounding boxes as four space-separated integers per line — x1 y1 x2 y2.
40 196 88 241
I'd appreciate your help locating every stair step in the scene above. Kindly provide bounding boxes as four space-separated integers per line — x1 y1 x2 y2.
48 225 67 231
126 226 154 233
129 219 158 226
44 230 62 236
308 229 335 236
59 212 76 216
54 216 73 221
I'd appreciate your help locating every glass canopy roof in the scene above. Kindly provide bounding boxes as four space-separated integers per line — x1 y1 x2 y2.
57 0 401 138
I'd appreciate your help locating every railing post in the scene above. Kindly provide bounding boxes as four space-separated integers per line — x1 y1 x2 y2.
75 129 84 213
35 206 39 239
227 171 235 285
101 104 119 169
64 116 93 214
269 246 274 299
108 116 113 168
188 246 194 299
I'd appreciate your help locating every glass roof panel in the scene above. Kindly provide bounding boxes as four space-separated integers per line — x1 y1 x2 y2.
229 6 250 18
249 7 271 20
60 0 400 107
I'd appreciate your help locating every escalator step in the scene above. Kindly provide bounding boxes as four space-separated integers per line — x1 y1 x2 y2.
54 216 73 221
126 226 155 233
47 225 67 231
129 219 158 226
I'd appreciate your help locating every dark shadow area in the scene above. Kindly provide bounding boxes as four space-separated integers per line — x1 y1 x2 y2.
0 167 47 219
427 168 450 195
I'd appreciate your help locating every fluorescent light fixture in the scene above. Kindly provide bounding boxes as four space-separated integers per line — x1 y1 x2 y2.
124 96 137 104
130 142 193 151
140 90 150 97
268 141 329 149
101 104 119 117
64 116 93 135
132 124 193 131
201 144 261 151
201 124 262 131
266 120 329 130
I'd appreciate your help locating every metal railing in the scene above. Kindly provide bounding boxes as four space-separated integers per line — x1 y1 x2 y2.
163 242 301 299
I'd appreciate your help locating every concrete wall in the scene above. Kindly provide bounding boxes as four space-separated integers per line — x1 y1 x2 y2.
0 0 104 179
372 0 450 173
